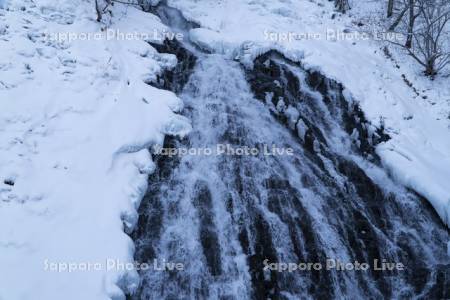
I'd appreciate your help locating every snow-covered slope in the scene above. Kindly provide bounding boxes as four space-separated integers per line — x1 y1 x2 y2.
167 0 450 228
0 1 190 299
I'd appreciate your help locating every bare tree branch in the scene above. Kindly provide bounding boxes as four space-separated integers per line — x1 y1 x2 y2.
390 0 450 76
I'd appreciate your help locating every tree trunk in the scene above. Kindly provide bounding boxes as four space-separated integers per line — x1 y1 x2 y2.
405 0 414 48
387 0 395 18
425 57 436 77
95 0 102 22
388 6 408 31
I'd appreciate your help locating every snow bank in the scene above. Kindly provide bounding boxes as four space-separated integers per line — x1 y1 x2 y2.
167 0 450 228
377 121 450 227
0 1 190 299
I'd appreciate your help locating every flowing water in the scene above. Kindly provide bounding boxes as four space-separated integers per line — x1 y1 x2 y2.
131 4 450 300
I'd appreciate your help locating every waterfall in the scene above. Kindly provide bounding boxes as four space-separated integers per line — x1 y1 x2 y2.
130 4 450 299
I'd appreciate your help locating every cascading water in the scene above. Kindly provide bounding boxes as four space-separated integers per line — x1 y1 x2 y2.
131 4 450 299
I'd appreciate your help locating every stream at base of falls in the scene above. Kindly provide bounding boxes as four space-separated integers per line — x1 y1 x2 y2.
130 4 450 299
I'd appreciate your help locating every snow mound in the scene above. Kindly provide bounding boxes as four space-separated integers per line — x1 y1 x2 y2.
0 1 190 299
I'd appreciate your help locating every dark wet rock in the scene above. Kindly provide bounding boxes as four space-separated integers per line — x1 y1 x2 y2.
193 181 223 276
244 50 390 160
148 39 197 94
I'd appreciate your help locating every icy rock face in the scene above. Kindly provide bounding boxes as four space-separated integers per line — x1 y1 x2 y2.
148 39 197 94
130 46 450 299
245 51 390 160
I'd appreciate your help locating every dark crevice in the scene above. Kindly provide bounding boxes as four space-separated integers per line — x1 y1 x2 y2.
3 179 14 186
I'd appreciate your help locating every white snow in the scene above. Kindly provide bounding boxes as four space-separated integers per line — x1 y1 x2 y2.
284 105 300 130
0 0 190 299
296 119 308 142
